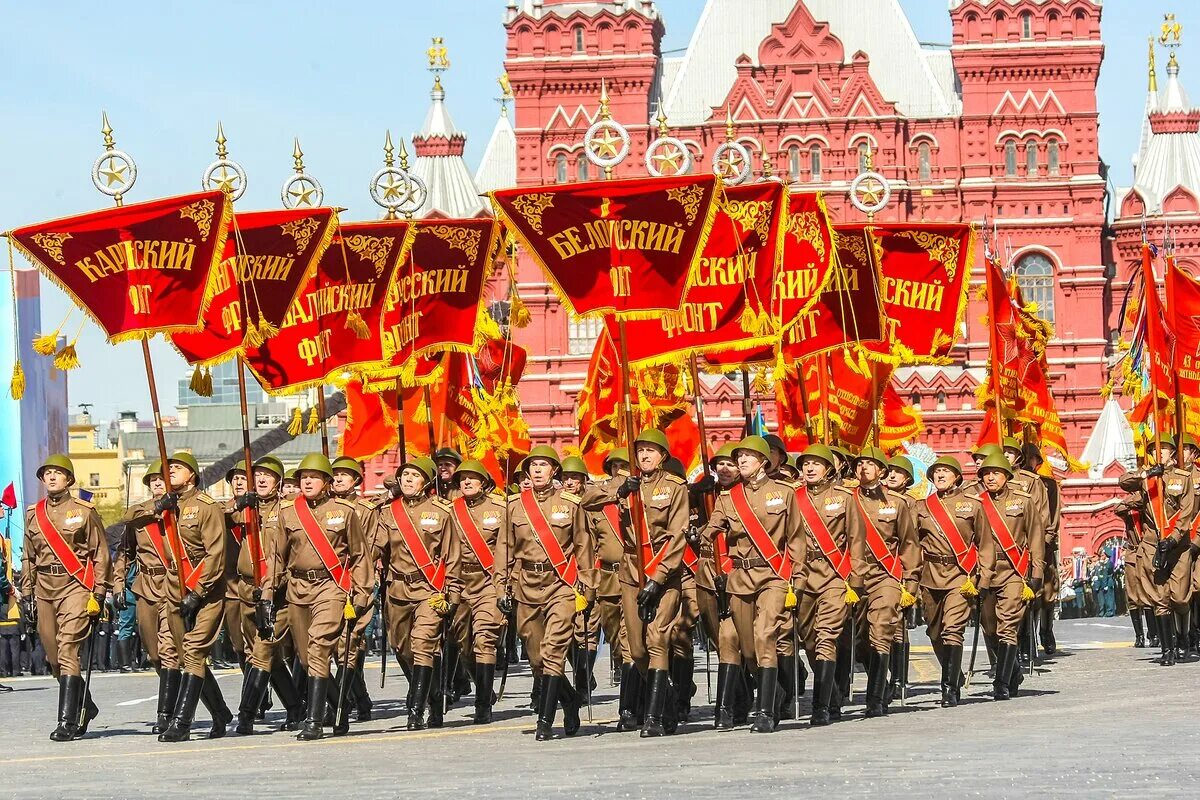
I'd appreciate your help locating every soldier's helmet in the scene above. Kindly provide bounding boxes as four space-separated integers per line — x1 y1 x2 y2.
296 453 335 480
37 454 76 486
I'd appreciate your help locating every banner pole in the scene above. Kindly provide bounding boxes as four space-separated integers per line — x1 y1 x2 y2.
616 320 647 587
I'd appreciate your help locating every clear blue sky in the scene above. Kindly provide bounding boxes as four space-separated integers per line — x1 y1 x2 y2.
0 0 1182 422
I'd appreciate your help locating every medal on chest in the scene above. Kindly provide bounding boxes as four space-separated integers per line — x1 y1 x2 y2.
765 491 785 508
651 489 670 502
325 513 345 527
64 512 83 526
181 507 200 521
550 505 570 522
420 512 440 528
877 505 898 520
482 515 499 526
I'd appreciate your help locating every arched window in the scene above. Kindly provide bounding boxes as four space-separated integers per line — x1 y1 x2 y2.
574 26 585 53
1016 252 1055 323
788 145 801 181
1047 140 1060 175
1021 11 1033 40
554 153 568 184
1025 139 1038 176
576 155 590 182
1004 140 1018 176
857 142 870 173
810 145 823 181
917 142 932 182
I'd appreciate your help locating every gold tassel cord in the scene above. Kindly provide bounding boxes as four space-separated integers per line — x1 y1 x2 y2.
52 343 80 371
189 364 212 397
346 311 371 340
241 319 264 350
32 332 60 356
412 397 430 424
10 360 24 400
256 314 280 341
288 407 304 436
202 367 214 397
306 406 320 434
510 293 531 328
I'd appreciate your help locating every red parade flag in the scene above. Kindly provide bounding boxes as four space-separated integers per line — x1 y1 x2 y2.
11 190 232 342
491 174 720 318
776 191 838 332
171 208 337 366
340 378 399 461
1167 256 1200 438
1 482 15 510
243 220 413 393
878 378 924 454
1139 244 1175 432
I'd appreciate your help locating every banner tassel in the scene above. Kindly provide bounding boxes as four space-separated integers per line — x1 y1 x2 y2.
738 304 758 334
288 407 304 436
32 332 60 356
241 319 264 350
413 397 430 424
346 311 371 340
510 294 531 328
52 343 80 371
10 360 25 400
306 405 320 434
255 314 280 341
189 364 211 397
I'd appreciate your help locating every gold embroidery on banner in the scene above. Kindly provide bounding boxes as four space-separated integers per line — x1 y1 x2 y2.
31 233 71 265
343 235 396 277
787 211 826 262
722 199 772 246
179 200 216 241
893 230 961 279
511 193 555 235
836 229 868 267
280 217 320 253
425 225 482 262
666 184 705 226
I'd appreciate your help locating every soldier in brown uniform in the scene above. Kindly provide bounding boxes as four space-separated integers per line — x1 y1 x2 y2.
446 459 506 724
792 444 862 727
999 438 1052 666
1114 493 1152 648
882 455 918 706
156 452 234 742
851 446 920 718
916 456 983 707
376 456 460 730
221 462 248 668
1016 445 1063 657
496 445 594 741
263 453 370 740
975 453 1045 699
21 455 111 741
114 460 180 733
700 436 805 733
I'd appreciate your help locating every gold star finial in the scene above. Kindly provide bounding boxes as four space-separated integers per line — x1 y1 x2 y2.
1150 36 1159 92
762 145 774 180
292 138 305 173
398 137 411 171
655 96 669 136
216 121 228 159
101 111 115 151
383 130 395 168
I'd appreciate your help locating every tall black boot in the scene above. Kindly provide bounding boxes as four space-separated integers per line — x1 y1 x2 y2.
270 660 304 731
714 663 737 730
1161 615 1177 667
734 667 754 724
749 667 779 733
864 650 890 718
529 671 543 710
49 675 83 742
560 675 581 736
535 674 561 741
473 662 496 724
76 684 99 736
352 651 372 721
640 669 670 737
236 668 271 735
777 656 796 721
1039 605 1057 656
809 660 836 727
427 658 445 729
159 672 203 742
1017 617 1031 668
406 665 433 730
944 645 963 707
297 676 328 741
1130 610 1146 648
571 647 589 699
117 639 133 673
616 665 642 732
1176 607 1191 660
1146 609 1161 647
992 644 1016 700
154 669 182 734
885 643 903 707
670 653 695 722
199 667 233 739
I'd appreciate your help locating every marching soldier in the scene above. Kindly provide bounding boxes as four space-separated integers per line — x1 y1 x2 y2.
851 447 920 718
263 454 371 740
330 456 379 725
21 455 111 741
282 469 300 500
1019 445 1063 657
915 456 983 707
1000 438 1053 665
665 455 700 722
1114 494 1151 647
113 461 180 734
157 452 235 743
221 463 248 669
496 445 594 741
433 448 463 500
975 453 1044 699
700 435 805 733
447 459 507 724
376 456 460 730
883 455 918 706
560 456 612 710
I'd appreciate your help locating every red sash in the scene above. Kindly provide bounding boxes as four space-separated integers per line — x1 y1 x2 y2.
390 499 446 592
979 493 1030 577
925 493 978 574
728 484 791 581
294 498 352 592
682 544 699 573
143 521 170 569
520 490 579 587
452 497 495 576
162 511 204 592
715 532 733 576
601 500 668 576
230 522 245 544
854 491 903 581
34 500 95 591
794 488 851 581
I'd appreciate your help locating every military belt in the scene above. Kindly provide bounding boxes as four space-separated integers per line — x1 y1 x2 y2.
521 559 555 573
732 556 770 570
925 553 958 566
395 570 427 584
698 546 715 559
461 562 486 574
40 564 70 576
290 568 328 582
600 560 620 573
142 565 167 577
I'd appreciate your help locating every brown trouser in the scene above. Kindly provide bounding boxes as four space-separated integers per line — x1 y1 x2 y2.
135 595 179 670
389 599 444 669
620 577 682 672
1149 542 1193 614
291 596 350 679
729 583 789 669
168 592 226 677
222 596 245 658
921 586 971 649
671 574 699 659
1125 561 1145 608
459 584 504 666
595 597 623 662
516 590 576 678
36 588 91 677
982 579 1027 646
863 580 902 655
249 604 292 672
798 586 847 663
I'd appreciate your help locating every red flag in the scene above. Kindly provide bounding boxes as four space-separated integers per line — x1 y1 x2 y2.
1167 256 1200 438
878 379 924 454
340 379 398 461
1 483 15 510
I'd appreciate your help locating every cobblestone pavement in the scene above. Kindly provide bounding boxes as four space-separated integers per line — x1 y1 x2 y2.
0 618 1191 799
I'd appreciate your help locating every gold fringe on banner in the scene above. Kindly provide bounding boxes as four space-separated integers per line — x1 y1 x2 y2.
52 343 80 371
288 407 304 436
346 311 371 340
306 406 320 434
10 360 25 400
412 397 429 424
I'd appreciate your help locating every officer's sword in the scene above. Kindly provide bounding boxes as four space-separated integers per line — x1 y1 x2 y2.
582 606 593 724
335 555 355 733
792 607 802 721
79 602 103 728
965 596 982 690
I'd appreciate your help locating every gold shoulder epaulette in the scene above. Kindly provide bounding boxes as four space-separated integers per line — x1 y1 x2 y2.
194 492 216 505
433 497 453 512
777 478 802 490
560 490 582 504
833 484 854 495
74 497 95 509
662 473 686 486
1011 487 1032 498
333 497 357 511
841 478 860 489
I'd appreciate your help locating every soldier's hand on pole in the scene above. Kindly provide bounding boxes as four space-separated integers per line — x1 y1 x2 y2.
256 598 275 638
617 475 641 499
114 590 129 612
1154 539 1171 571
234 492 260 511
1028 576 1044 594
179 591 203 627
497 594 515 616
154 492 180 515
637 579 661 622
1146 464 1166 479
685 525 701 549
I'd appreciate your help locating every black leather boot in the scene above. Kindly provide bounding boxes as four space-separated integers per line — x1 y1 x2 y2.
616 665 642 732
76 685 99 736
886 643 903 707
536 674 561 741
427 659 445 729
714 663 737 730
118 639 133 673
199 668 233 739
670 654 695 722
1146 609 1160 647
331 665 352 736
270 661 304 731
1176 608 1191 661
352 651 372 721
1161 615 1177 667
529 671 543 710
1039 606 1057 656
992 644 1015 700
154 669 181 734
809 660 836 727
160 672 203 742
777 656 796 721
50 675 82 742
944 645 963 707
749 667 779 733
1131 611 1146 648
734 668 753 724
236 668 271 734
473 662 495 724
406 665 433 730
1017 617 1031 668
572 648 590 699
864 650 889 718
297 676 327 740
640 669 670 737
560 676 581 736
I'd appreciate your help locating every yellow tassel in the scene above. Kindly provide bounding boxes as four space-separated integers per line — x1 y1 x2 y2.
843 585 861 606
288 407 304 436
306 406 320 434
203 367 214 397
1020 582 1035 602
52 343 80 371
256 314 280 341
752 367 770 394
86 594 101 617
32 332 59 355
9 360 25 400
574 591 588 613
857 349 871 376
958 576 979 597
784 586 797 609
899 588 917 608
655 369 667 397
738 304 758 334
757 309 774 335
673 373 686 399
413 398 429 424
346 311 371 340
241 318 264 349
189 364 206 397
511 294 531 328
343 597 357 621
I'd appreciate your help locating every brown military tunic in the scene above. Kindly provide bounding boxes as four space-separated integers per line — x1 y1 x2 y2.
1118 468 1195 614
794 478 863 663
449 491 506 665
496 486 593 678
701 473 805 669
333 491 381 663
376 493 460 670
692 484 740 664
579 484 626 662
160 486 228 676
852 484 921 654
978 485 1045 646
221 500 247 658
916 488 983 650
268 494 370 679
21 491 111 677
114 499 178 670
247 493 290 672
1114 495 1147 610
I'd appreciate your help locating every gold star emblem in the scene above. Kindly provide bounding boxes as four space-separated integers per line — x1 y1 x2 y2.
591 127 623 158
858 177 885 207
379 174 404 202
651 144 683 174
718 149 745 177
211 165 241 194
288 180 317 206
99 156 127 187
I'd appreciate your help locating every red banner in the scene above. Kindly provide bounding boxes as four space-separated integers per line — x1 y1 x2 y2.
1168 257 1200 437
776 191 837 332
492 175 720 318
11 191 232 342
243 220 413 393
171 208 336 366
341 378 400 461
606 181 784 367
878 379 924 454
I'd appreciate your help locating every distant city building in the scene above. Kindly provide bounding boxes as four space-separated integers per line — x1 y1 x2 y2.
68 412 124 510
177 359 266 407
